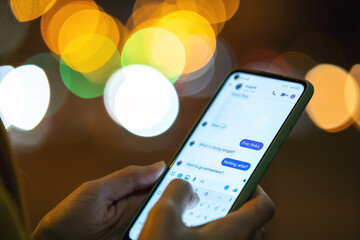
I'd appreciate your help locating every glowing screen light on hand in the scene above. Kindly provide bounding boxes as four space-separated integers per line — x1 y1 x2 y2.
104 65 179 137
0 65 50 131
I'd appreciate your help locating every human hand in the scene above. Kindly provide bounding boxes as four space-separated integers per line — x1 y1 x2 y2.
33 161 166 240
139 179 274 240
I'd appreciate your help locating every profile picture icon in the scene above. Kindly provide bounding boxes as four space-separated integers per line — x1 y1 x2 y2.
176 160 183 166
235 83 243 90
189 141 195 146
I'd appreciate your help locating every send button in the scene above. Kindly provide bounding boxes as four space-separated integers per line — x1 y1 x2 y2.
221 158 251 171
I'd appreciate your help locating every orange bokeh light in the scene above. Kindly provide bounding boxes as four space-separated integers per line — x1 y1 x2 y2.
349 65 360 129
127 2 177 32
10 0 56 22
58 9 119 54
41 0 121 74
41 0 99 55
306 64 360 132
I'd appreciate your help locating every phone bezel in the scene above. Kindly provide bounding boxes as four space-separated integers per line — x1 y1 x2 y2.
123 69 314 240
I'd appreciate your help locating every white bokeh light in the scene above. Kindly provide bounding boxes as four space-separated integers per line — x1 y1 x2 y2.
104 65 179 137
0 65 15 129
0 65 50 131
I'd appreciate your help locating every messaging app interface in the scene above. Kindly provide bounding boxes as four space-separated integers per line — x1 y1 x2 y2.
129 73 305 239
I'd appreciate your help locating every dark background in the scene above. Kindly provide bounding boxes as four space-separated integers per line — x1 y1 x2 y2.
2 0 360 239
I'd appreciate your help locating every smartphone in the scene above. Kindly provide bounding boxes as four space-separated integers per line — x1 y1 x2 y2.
123 69 314 240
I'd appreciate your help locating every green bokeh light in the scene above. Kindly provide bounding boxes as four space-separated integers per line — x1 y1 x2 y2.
60 59 105 99
121 27 186 84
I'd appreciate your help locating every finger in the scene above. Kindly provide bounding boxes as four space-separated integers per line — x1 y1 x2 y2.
201 186 274 239
162 179 199 212
92 161 166 201
148 179 199 225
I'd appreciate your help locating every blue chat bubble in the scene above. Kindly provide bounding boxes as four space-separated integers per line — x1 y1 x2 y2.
221 158 251 171
240 139 263 150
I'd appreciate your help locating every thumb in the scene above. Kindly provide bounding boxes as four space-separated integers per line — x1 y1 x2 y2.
146 179 199 228
158 179 199 214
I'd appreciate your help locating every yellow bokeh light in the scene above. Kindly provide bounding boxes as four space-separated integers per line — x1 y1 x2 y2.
54 8 120 73
172 0 228 35
156 11 216 74
306 64 360 132
121 27 186 84
10 0 56 22
61 34 119 73
41 0 99 54
82 45 122 85
57 9 119 55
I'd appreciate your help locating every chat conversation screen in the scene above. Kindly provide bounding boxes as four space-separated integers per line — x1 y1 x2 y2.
129 72 305 239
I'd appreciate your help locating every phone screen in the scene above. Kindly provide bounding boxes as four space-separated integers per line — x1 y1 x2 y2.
128 71 306 239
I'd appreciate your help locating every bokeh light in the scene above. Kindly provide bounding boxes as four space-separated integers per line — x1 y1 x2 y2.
173 0 239 24
24 53 69 118
128 2 176 31
306 64 360 132
41 0 99 55
0 65 50 131
121 27 186 84
61 34 119 74
0 65 14 129
60 60 105 99
40 0 125 100
0 65 14 81
58 9 120 73
192 39 235 98
175 55 216 96
349 65 360 129
272 51 317 79
10 0 56 22
131 0 239 35
81 47 122 85
104 65 179 137
156 11 216 74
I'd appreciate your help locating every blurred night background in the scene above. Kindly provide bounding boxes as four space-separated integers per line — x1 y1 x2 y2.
0 0 360 239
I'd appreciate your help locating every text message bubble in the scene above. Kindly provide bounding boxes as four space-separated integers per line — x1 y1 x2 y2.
240 139 263 151
199 142 236 154
221 158 251 171
186 162 224 175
